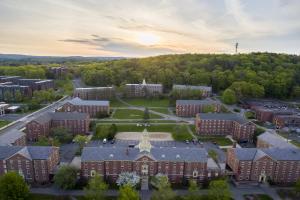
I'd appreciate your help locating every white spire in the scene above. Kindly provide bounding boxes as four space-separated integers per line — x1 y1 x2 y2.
142 79 146 85
138 129 152 153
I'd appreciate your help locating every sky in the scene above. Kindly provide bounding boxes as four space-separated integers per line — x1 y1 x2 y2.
0 0 299 57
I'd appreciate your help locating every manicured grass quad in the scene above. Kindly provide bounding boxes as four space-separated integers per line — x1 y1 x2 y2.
0 120 10 128
123 98 170 107
198 136 233 146
112 109 162 119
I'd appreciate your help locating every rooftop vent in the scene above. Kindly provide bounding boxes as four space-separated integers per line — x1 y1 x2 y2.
176 154 180 158
161 154 165 158
109 154 114 158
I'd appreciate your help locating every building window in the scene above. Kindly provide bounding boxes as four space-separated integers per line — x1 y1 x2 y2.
90 170 96 177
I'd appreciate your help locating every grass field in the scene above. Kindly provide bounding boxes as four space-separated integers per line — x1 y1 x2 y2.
0 120 10 128
123 98 170 107
101 123 193 141
110 99 126 107
112 109 163 119
150 107 170 114
198 136 233 146
29 194 72 200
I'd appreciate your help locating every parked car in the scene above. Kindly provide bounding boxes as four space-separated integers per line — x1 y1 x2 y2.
103 138 107 144
110 139 115 144
185 140 190 144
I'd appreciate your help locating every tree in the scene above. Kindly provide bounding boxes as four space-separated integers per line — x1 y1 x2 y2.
208 150 218 162
222 89 237 105
51 127 73 143
143 107 150 122
0 172 29 200
151 175 176 200
74 135 89 153
208 179 231 200
185 180 201 200
54 166 78 190
3 91 13 102
295 179 300 195
14 90 23 102
118 184 140 200
116 172 140 187
108 123 117 140
84 174 108 200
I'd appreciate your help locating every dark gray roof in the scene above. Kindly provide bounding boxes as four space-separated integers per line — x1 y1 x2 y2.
0 129 25 146
176 99 218 105
198 113 248 124
68 97 109 106
33 113 52 124
258 132 296 149
82 147 208 162
75 87 113 91
173 84 212 92
0 146 23 159
0 146 56 160
51 112 89 120
27 146 56 159
234 148 300 161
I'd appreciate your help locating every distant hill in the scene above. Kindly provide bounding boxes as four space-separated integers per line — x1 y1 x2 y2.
0 54 124 65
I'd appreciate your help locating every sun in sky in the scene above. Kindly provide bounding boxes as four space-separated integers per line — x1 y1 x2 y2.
137 32 160 46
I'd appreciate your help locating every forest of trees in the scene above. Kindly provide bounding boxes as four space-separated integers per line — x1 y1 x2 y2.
1 52 300 100
77 53 300 99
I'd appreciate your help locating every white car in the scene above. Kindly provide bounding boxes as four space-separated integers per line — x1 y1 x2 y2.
103 138 107 144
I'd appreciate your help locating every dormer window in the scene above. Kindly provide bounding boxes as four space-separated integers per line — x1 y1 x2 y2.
192 170 198 178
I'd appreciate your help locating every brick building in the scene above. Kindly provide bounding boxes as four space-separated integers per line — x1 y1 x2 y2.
273 115 300 129
81 130 220 184
176 100 221 117
0 146 59 183
125 79 163 98
59 97 110 117
257 131 296 149
195 113 255 141
74 87 115 100
26 112 90 141
227 148 300 184
172 85 212 98
0 85 32 100
0 129 26 146
13 79 54 91
49 66 68 78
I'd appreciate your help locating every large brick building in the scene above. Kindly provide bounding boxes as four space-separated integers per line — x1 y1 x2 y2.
59 97 110 117
125 79 163 98
13 79 54 91
257 131 296 149
26 112 90 141
195 113 255 141
273 115 300 129
0 84 32 100
0 129 26 146
0 146 59 183
74 87 115 100
172 85 212 98
176 100 221 117
227 148 300 184
81 130 220 184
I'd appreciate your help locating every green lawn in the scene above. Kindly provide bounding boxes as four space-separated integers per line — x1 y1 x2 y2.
198 136 233 146
150 107 171 114
110 99 127 107
0 120 11 128
108 123 193 141
29 194 72 200
123 98 170 107
112 109 163 119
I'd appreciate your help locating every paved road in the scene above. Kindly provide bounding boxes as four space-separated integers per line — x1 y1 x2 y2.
72 78 86 88
0 113 27 121
0 96 70 135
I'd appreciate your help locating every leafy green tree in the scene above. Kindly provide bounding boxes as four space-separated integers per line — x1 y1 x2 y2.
143 107 150 121
84 174 108 200
108 123 117 140
222 89 237 105
74 135 89 153
51 127 73 143
0 172 29 200
14 90 23 102
3 91 13 102
208 179 231 200
185 180 201 200
151 176 176 200
118 184 140 200
208 150 218 162
54 166 78 190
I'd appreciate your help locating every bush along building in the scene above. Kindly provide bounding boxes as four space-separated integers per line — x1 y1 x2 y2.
125 79 163 98
58 97 110 118
0 146 59 184
73 87 115 100
176 100 221 117
81 129 222 185
25 112 90 141
195 113 255 142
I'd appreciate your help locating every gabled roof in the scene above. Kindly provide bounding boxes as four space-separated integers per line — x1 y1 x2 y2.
0 129 25 146
81 147 139 161
197 113 248 124
68 97 109 106
0 146 56 160
0 146 23 159
258 132 296 149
